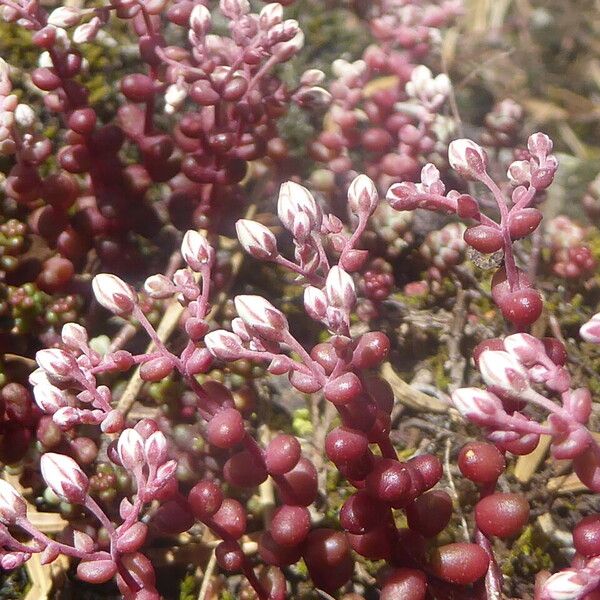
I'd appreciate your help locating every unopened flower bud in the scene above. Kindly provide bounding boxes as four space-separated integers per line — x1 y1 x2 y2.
220 0 250 19
507 160 531 185
204 330 245 361
304 286 328 321
118 428 145 471
236 219 278 259
40 453 89 504
92 274 137 315
0 479 26 525
36 348 73 378
61 322 88 349
190 4 211 35
325 267 356 310
14 104 35 128
73 17 101 44
234 295 289 341
33 383 66 414
47 7 81 28
527 132 553 158
451 388 505 427
580 314 600 344
145 431 168 466
348 174 378 216
259 3 283 29
448 139 488 179
277 181 321 232
503 333 545 366
478 350 530 396
541 569 587 600
144 274 174 299
181 230 214 270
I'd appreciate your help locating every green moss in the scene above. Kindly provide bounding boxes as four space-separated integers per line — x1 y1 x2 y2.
502 525 553 577
292 408 313 437
179 572 198 600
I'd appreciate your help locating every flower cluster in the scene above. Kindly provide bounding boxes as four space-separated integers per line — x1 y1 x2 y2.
387 133 559 328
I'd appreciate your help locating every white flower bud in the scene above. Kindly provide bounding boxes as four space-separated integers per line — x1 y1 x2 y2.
0 479 26 525
220 0 250 19
33 383 67 414
507 160 531 185
73 17 101 44
277 181 321 232
478 350 531 396
234 295 289 341
325 267 356 310
38 51 53 69
204 330 245 361
36 348 73 378
61 322 88 349
165 82 187 114
259 3 283 29
348 174 378 216
40 453 89 503
448 139 488 180
92 274 137 315
144 431 168 466
527 132 553 157
235 219 278 260
190 4 211 35
118 428 145 471
542 570 587 600
47 7 81 28
181 230 214 270
14 104 35 128
503 333 545 366
451 388 505 427
581 314 600 344
304 286 328 321
144 274 175 299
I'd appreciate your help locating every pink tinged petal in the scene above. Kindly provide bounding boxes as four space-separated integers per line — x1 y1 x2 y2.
235 219 278 260
144 274 175 299
347 174 378 216
478 350 531 396
0 479 27 525
117 428 145 471
259 3 283 29
385 181 420 211
92 274 137 315
189 4 211 35
181 230 214 271
204 330 245 361
40 453 89 504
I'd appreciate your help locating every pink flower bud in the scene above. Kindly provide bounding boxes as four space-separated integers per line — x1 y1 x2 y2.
33 383 66 414
386 182 420 211
101 409 124 434
40 453 89 504
144 274 174 299
347 175 378 217
118 428 145 471
478 350 530 396
235 219 278 260
73 17 101 44
448 139 488 179
61 322 88 349
563 388 592 424
273 30 304 59
47 7 81 27
503 333 545 366
234 295 289 341
145 431 168 466
451 388 504 427
1 552 30 570
277 181 321 232
325 267 356 310
181 230 214 271
0 479 26 525
527 132 553 158
190 4 211 35
204 330 245 361
300 69 325 86
541 569 587 600
92 274 137 315
36 348 73 379
580 314 600 344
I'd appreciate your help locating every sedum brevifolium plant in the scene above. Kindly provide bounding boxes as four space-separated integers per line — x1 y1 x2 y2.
1 1 600 599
